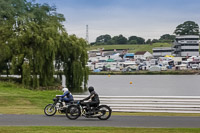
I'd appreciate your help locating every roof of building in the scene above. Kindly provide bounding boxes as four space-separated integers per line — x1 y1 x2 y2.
125 53 134 56
135 51 147 55
153 47 172 50
176 35 199 39
124 53 134 58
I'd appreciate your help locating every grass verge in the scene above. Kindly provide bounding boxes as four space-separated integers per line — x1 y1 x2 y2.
1 81 200 117
0 81 61 114
0 127 200 133
90 70 200 75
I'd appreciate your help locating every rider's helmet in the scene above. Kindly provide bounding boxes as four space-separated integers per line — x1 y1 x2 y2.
62 87 68 93
88 86 94 93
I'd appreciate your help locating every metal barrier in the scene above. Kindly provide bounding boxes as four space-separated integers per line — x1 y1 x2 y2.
74 95 200 113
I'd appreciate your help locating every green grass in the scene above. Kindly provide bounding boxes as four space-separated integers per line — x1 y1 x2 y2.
87 43 172 53
0 81 62 114
0 127 200 133
1 81 200 117
90 70 200 75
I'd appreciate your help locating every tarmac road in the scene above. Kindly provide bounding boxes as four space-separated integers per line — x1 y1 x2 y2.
0 114 200 128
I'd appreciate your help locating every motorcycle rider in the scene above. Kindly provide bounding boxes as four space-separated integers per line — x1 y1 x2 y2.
60 87 74 107
81 86 100 115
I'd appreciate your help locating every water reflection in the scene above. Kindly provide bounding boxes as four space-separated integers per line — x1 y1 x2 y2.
61 75 88 94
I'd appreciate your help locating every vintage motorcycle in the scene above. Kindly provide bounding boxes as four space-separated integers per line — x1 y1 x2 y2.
44 95 72 116
66 100 112 120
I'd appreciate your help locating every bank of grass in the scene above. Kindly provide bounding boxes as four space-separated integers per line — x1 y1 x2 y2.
54 69 200 75
1 81 200 117
90 70 200 75
0 127 200 133
87 43 172 53
0 81 61 114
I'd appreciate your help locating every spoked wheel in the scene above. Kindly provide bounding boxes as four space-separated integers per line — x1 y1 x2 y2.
97 105 112 120
66 105 81 120
44 104 57 116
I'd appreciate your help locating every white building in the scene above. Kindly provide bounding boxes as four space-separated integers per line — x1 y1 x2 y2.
134 51 153 60
153 47 172 57
173 35 199 57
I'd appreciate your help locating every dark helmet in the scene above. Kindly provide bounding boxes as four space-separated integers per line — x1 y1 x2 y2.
88 86 94 93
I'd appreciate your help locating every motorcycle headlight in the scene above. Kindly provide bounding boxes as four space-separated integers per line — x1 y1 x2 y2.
53 98 57 101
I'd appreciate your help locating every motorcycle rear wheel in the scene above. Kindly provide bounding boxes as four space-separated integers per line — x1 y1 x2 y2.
44 104 57 116
66 105 81 120
97 105 112 120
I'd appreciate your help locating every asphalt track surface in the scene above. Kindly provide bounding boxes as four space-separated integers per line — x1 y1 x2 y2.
0 114 200 128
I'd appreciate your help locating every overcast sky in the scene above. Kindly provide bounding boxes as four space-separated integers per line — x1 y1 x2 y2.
36 0 200 42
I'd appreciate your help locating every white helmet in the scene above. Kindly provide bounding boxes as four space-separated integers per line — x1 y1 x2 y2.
62 88 68 93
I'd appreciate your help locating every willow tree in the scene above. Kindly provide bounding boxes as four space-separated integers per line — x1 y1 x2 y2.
0 0 22 75
57 33 89 91
16 2 65 88
0 43 11 76
0 0 65 88
1 0 89 89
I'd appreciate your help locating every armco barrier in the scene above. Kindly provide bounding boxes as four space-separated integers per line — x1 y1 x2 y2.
73 95 200 113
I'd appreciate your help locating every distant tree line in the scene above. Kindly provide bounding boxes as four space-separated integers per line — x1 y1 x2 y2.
91 21 199 45
91 34 175 45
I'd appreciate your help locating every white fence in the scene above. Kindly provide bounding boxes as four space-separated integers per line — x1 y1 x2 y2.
74 95 200 113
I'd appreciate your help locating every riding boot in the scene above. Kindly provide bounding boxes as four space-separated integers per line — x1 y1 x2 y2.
86 107 92 115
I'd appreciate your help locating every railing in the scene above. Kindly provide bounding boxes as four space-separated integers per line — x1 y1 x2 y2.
178 40 199 44
73 95 200 113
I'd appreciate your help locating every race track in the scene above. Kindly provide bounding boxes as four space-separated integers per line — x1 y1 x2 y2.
1 114 200 128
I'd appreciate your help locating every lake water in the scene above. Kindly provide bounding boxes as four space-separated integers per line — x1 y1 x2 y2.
65 75 200 96
2 75 199 96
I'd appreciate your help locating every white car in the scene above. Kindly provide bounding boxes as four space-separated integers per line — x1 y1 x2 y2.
161 66 167 71
191 64 199 70
149 66 161 71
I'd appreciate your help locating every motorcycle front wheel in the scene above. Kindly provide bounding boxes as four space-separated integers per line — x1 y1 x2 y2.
66 105 81 120
44 104 57 116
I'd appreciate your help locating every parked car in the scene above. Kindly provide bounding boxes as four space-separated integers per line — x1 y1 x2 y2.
149 66 161 71
175 64 187 70
191 64 199 70
125 65 137 71
161 66 167 71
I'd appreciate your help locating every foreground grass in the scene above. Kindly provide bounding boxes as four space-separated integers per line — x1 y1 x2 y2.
1 81 200 117
0 127 200 133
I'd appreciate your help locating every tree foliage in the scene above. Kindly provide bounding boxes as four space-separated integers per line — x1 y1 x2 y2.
159 34 175 43
145 39 152 44
174 21 199 35
57 34 89 91
112 35 127 44
93 34 146 45
8 1 65 88
92 21 200 46
0 0 89 90
95 34 111 45
128 36 145 44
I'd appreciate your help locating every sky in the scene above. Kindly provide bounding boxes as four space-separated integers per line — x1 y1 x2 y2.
36 0 200 42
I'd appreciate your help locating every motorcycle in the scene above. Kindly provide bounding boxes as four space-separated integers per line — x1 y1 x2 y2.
44 95 72 116
66 100 112 120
